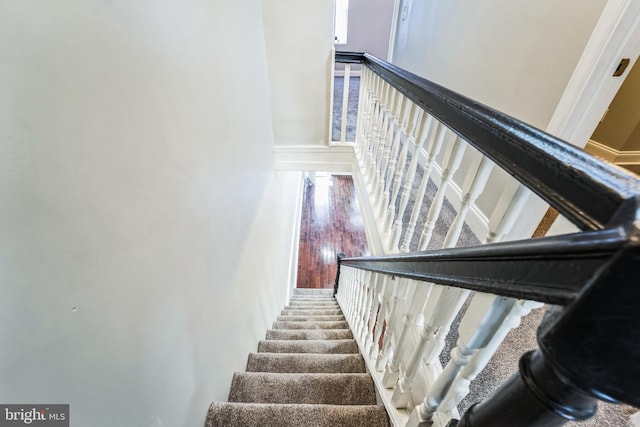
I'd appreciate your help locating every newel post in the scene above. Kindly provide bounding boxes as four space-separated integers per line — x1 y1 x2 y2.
334 252 346 296
450 243 640 426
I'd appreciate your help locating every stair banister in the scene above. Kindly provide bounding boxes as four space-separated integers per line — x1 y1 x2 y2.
333 51 640 426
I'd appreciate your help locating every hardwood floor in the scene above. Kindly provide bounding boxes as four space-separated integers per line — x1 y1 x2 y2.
296 173 369 289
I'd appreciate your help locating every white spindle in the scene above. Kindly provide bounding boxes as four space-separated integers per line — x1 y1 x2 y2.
382 281 432 388
371 85 397 203
369 275 393 360
339 64 351 143
356 271 373 339
437 299 543 415
353 70 367 161
442 155 494 248
388 114 433 252
378 97 413 221
383 106 423 235
400 124 450 252
485 183 531 243
417 136 467 250
390 286 469 408
376 278 410 371
365 274 385 355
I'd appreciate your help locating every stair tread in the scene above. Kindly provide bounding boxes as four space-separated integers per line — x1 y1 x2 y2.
277 315 345 322
272 321 349 330
266 329 352 340
257 339 358 354
229 372 377 405
206 402 390 427
246 352 366 373
281 309 343 316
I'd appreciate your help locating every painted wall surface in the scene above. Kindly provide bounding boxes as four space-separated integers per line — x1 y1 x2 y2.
337 0 396 59
263 0 335 146
592 56 640 151
390 0 606 238
0 2 302 426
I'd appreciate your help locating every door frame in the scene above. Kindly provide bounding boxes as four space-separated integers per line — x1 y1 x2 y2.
546 0 640 146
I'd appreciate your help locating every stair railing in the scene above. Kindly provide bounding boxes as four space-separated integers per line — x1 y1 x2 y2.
332 51 640 427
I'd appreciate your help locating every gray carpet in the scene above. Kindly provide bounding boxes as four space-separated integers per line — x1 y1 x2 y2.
205 289 390 427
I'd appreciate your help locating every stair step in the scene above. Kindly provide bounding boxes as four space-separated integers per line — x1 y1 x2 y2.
289 296 336 301
206 402 390 427
272 321 349 330
292 288 335 296
266 329 352 340
283 304 340 310
277 315 345 322
229 372 377 405
257 339 358 354
246 353 366 373
281 309 343 316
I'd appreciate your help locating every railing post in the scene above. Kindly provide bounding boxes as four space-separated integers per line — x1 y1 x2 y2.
333 252 345 296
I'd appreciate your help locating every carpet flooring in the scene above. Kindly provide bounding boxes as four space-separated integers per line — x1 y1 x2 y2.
205 289 390 427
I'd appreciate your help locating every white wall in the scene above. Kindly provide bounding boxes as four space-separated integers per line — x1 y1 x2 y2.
390 0 607 239
262 0 335 146
0 1 302 426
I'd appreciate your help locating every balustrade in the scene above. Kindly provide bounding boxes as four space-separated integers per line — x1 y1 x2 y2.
332 51 640 427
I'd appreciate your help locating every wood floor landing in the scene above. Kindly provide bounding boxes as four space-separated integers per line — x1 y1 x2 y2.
296 174 369 289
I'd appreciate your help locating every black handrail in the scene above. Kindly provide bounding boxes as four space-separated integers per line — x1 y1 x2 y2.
334 51 640 424
337 51 640 232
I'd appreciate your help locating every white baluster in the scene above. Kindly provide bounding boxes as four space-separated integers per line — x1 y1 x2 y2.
406 295 531 425
356 271 374 339
365 79 388 190
383 106 423 235
485 182 530 244
417 136 467 250
442 155 494 248
365 274 386 355
339 64 351 143
376 278 410 371
371 85 397 202
353 70 367 161
437 299 544 415
388 114 433 252
370 275 393 360
400 124 449 252
382 281 432 388
361 272 378 343
390 286 468 408
378 97 412 221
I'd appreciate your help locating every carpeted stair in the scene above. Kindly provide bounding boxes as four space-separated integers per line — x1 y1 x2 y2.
205 288 390 427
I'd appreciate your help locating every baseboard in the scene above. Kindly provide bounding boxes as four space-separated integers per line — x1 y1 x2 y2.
586 139 640 164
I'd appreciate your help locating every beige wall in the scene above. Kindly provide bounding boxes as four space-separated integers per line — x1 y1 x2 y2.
0 1 302 425
338 0 395 59
591 56 640 151
263 0 335 145
390 0 606 237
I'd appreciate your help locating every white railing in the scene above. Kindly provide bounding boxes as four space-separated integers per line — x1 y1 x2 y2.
333 63 550 426
336 269 542 427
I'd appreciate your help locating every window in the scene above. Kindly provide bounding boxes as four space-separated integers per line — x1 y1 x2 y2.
334 0 349 45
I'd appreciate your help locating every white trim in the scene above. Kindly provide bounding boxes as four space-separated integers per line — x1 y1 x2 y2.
286 172 305 299
546 0 640 145
274 145 354 172
586 139 640 164
386 0 401 62
351 166 386 256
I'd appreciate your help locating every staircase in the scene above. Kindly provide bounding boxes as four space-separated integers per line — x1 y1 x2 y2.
205 288 391 427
